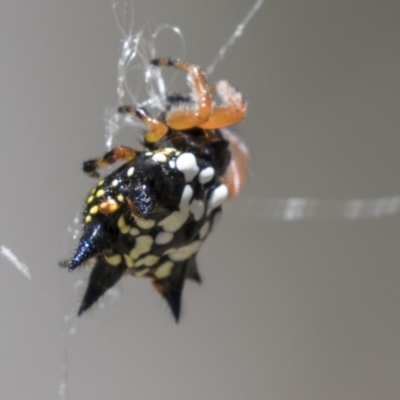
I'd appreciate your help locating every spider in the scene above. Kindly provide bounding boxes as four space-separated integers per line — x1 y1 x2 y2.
61 58 248 321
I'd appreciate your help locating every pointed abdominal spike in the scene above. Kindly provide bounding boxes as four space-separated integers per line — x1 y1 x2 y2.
152 262 187 322
68 222 113 271
78 258 126 315
185 256 201 284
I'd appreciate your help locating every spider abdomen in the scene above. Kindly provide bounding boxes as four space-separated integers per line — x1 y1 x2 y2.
69 128 230 320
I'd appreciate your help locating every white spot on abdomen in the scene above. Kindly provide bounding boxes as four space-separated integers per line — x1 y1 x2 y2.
167 241 202 262
152 153 167 163
154 261 174 279
155 231 174 245
180 185 193 207
158 208 190 232
127 167 135 177
190 199 205 221
135 255 160 267
199 167 215 184
207 184 228 214
176 153 199 182
135 218 155 230
130 236 153 259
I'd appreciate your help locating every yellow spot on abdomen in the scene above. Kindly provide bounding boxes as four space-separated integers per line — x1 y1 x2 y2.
118 215 127 229
105 254 122 266
135 255 160 267
134 268 150 277
123 254 134 268
154 261 174 279
130 236 153 260
135 218 155 230
89 205 99 215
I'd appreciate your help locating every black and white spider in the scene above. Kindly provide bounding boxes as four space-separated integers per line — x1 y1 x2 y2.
61 58 248 321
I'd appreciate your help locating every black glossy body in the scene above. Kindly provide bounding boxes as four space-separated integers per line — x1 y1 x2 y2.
65 126 231 321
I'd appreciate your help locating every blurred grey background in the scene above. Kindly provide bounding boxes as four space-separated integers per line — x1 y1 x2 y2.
1 1 400 399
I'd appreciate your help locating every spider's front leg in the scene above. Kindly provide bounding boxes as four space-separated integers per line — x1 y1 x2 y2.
199 80 247 129
83 146 136 178
118 106 168 144
151 58 213 130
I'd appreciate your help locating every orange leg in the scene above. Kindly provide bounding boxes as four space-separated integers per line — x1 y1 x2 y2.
118 106 168 144
151 58 212 130
83 146 136 178
199 80 246 129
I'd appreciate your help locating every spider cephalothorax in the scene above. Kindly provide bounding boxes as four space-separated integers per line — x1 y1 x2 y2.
62 58 248 321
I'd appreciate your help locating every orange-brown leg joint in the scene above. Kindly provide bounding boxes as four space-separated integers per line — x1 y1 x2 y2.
99 198 120 214
151 58 212 130
199 80 246 129
118 106 168 144
83 146 136 178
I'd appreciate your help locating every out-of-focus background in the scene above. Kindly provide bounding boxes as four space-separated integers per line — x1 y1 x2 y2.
1 1 400 399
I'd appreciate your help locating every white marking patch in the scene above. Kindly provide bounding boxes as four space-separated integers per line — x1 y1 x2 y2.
199 221 210 239
176 153 199 182
121 226 130 234
199 167 215 184
167 241 202 262
162 147 176 155
118 215 130 234
135 218 155 230
130 236 153 259
129 227 140 236
207 184 228 214
180 185 193 207
169 160 176 169
112 179 119 187
135 255 160 267
134 268 150 277
118 215 127 229
152 153 167 163
155 231 174 245
123 254 134 268
158 208 190 232
127 167 135 177
154 261 174 279
190 199 205 221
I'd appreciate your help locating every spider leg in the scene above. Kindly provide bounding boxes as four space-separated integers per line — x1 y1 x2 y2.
199 80 246 129
83 146 136 178
118 106 168 144
221 128 249 198
151 58 212 130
